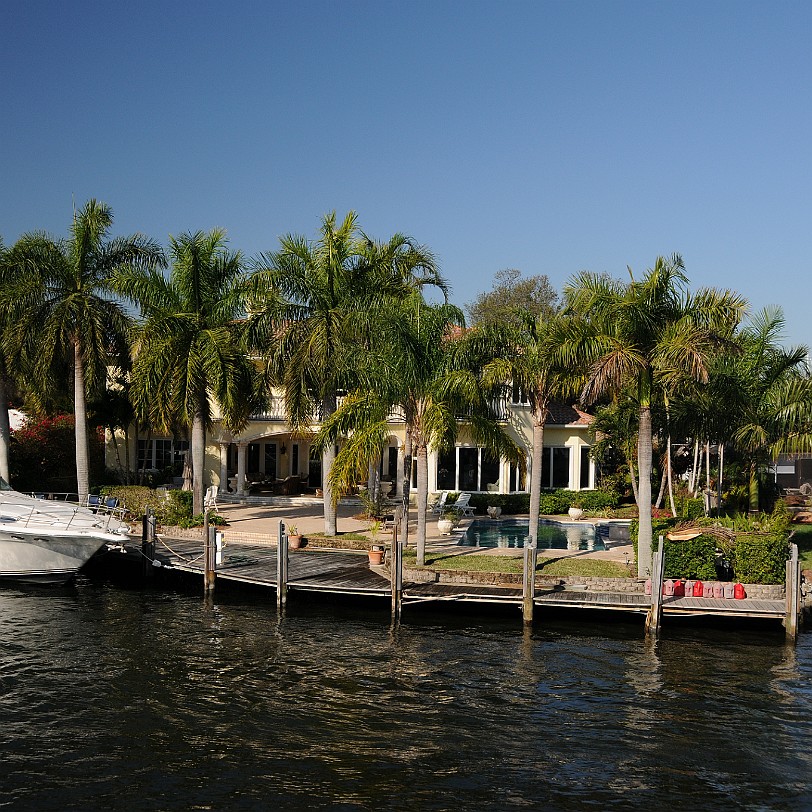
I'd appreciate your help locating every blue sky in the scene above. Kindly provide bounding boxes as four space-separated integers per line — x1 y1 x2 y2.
3 1 810 346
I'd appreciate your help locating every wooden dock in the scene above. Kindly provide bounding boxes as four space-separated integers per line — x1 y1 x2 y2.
118 534 794 629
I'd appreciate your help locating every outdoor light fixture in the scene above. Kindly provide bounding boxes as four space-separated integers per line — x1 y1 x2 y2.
280 443 287 455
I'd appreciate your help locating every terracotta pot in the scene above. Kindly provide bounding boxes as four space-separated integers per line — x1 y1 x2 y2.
289 534 303 549
368 548 384 566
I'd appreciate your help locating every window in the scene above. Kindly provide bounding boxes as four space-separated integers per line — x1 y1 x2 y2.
264 443 277 479
511 381 530 405
138 438 187 471
540 447 571 489
436 447 502 492
580 447 591 489
292 444 299 476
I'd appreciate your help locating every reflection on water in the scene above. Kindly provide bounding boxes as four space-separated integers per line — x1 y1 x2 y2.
1 579 811 811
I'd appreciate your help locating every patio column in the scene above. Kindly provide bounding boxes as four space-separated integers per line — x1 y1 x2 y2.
237 442 247 496
218 442 229 494
395 445 404 497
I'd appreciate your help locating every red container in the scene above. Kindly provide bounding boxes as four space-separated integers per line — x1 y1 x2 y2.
644 578 652 596
663 579 674 596
734 582 747 600
713 582 724 598
692 580 704 597
673 580 685 597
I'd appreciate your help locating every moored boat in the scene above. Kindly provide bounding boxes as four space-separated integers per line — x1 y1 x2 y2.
0 480 130 585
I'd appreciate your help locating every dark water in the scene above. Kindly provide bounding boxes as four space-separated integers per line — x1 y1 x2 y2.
2 579 811 811
462 518 606 550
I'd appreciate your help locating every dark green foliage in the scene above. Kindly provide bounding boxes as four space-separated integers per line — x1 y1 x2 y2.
731 533 788 584
99 485 225 528
468 492 531 514
663 535 718 580
538 491 570 515
677 496 705 520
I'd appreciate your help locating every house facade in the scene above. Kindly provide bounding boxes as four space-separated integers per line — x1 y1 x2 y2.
112 390 596 498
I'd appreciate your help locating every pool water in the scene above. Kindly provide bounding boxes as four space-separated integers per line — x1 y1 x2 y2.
460 518 608 550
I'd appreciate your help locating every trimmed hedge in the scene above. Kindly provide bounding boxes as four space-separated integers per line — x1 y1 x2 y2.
663 535 718 581
730 533 788 585
467 489 619 516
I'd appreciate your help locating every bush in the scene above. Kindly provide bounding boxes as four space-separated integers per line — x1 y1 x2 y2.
468 492 530 514
663 535 718 580
731 533 788 584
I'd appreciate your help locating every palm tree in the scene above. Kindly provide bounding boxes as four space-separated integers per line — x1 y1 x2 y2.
4 200 164 501
247 212 446 536
316 297 524 566
477 311 573 548
112 229 258 514
561 255 746 576
713 307 812 512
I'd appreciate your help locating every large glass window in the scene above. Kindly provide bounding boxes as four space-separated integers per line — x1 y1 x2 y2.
264 443 277 479
580 447 591 489
540 447 572 489
436 448 456 491
436 447 502 492
138 438 186 471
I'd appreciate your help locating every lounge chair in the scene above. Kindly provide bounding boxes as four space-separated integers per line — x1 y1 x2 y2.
452 492 476 517
204 485 218 512
430 491 449 515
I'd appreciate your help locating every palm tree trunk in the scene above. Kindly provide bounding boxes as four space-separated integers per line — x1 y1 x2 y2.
0 375 11 484
401 429 412 546
192 411 205 515
655 465 667 509
689 438 700 494
717 443 725 515
528 417 545 548
749 461 759 513
73 339 90 503
322 392 338 536
666 434 677 518
637 402 654 577
416 443 428 566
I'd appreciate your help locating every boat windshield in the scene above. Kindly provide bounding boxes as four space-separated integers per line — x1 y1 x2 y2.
0 476 12 491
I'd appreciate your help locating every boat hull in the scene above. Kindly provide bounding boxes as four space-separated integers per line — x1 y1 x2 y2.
0 529 121 585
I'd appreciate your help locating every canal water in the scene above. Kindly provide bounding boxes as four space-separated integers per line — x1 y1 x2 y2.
2 579 811 811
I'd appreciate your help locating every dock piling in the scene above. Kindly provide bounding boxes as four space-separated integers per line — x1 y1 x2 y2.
276 519 288 611
141 510 156 579
785 542 800 642
645 536 665 638
522 543 537 625
391 512 403 622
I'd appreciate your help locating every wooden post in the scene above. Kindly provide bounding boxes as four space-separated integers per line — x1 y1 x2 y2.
276 519 288 611
645 536 665 637
785 542 800 643
522 543 537 625
141 509 156 579
203 524 216 593
391 511 403 622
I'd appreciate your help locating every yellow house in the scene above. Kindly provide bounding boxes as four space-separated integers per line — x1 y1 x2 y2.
111 389 595 499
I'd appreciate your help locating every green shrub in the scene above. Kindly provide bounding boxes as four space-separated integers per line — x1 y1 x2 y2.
731 533 788 584
538 490 569 515
630 517 680 562
663 535 718 580
468 492 530 514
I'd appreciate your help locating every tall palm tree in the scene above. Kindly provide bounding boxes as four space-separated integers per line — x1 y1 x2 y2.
316 297 524 566
561 255 746 576
113 229 258 514
713 307 812 511
0 237 14 484
4 200 164 501
247 212 445 536
477 311 573 548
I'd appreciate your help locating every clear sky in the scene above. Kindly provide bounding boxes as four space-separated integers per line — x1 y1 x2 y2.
2 1 810 347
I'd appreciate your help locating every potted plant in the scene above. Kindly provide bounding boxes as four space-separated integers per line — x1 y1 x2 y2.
368 520 385 565
437 507 461 535
287 524 304 549
568 501 584 520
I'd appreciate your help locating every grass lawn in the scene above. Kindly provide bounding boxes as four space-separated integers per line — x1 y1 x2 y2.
402 549 631 578
791 524 812 569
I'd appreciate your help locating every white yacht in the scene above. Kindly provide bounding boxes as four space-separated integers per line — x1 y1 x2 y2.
0 480 130 584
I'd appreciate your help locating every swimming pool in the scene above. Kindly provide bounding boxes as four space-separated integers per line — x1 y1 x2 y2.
460 518 608 551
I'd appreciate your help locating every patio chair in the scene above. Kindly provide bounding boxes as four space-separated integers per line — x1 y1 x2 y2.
452 492 476 517
204 485 218 512
85 494 102 512
430 491 449 515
